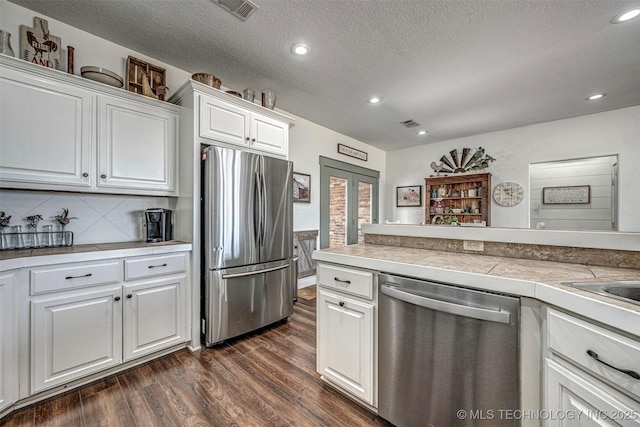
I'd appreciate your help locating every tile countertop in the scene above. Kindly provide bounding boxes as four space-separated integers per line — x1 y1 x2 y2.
0 240 193 270
313 244 640 338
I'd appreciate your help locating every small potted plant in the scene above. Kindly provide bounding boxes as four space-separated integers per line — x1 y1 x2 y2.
0 211 11 250
53 208 77 246
24 214 44 247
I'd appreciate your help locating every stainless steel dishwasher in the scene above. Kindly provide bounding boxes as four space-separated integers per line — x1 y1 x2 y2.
378 273 520 427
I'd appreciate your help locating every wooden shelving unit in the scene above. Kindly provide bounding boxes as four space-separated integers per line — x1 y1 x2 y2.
424 173 491 225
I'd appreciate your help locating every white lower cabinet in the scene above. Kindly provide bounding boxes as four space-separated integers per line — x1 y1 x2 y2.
316 262 375 407
543 307 640 426
123 275 186 361
0 272 17 414
31 286 123 393
545 358 640 427
29 253 189 394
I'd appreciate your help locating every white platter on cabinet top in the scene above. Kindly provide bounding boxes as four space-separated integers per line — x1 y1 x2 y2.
81 66 124 88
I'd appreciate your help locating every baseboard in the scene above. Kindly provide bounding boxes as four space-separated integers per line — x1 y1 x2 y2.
298 275 316 288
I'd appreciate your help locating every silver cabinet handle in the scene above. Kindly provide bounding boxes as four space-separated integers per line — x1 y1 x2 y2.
381 283 511 324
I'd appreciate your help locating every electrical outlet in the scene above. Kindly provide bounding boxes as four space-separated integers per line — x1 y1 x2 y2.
463 240 485 252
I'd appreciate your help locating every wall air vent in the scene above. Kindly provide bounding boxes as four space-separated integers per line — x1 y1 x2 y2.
213 0 258 21
401 119 420 128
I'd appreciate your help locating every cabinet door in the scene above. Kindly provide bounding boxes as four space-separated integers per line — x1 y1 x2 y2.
199 95 250 146
317 288 374 405
545 358 640 427
0 273 16 413
123 275 186 362
0 67 92 189
31 287 123 393
97 95 177 194
250 113 288 156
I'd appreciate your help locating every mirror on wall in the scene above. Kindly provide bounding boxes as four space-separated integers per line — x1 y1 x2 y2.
529 155 618 231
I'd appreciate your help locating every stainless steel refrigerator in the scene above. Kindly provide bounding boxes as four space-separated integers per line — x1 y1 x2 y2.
201 145 295 346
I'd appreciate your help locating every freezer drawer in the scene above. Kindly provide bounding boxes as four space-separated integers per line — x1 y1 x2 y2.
203 259 294 346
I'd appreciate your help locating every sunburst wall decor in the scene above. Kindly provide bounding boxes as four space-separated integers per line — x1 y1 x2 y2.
430 147 495 175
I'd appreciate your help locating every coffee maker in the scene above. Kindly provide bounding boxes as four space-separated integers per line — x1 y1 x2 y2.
145 209 173 242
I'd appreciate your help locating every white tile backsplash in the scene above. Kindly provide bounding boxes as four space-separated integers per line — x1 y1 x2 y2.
0 190 170 244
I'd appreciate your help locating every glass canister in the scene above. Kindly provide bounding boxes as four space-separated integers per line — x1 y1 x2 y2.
42 224 54 247
261 90 276 109
243 88 255 102
0 30 15 57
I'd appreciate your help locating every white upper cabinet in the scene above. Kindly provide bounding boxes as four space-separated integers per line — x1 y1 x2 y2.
97 95 177 193
199 96 250 146
250 113 288 155
0 65 93 188
0 55 180 196
198 93 289 156
171 80 293 158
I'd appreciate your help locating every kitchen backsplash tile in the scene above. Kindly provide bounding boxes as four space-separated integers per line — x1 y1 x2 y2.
0 190 170 245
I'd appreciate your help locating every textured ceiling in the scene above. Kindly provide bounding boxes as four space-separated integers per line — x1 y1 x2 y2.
8 0 640 151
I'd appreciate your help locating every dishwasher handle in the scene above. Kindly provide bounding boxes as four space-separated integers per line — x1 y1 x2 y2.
381 283 512 324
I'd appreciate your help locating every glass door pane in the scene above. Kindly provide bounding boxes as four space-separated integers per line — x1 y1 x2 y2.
357 181 373 244
320 157 379 249
329 176 348 248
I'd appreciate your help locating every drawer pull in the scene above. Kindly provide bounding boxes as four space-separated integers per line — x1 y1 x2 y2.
114 296 121 301
586 350 640 380
148 263 168 269
334 277 351 286
65 273 93 280
339 301 345 307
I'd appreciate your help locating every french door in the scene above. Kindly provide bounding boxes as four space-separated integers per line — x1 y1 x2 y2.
319 157 379 248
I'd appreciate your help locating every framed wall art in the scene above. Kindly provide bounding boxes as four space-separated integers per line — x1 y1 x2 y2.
396 185 422 207
543 185 591 204
293 172 311 203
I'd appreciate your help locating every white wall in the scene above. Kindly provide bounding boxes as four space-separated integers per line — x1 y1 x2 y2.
288 113 386 233
386 106 640 232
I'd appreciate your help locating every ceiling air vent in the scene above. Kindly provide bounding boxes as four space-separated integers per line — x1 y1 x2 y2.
213 0 258 21
401 119 420 128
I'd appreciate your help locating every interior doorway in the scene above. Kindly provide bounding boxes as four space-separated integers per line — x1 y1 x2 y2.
319 157 379 248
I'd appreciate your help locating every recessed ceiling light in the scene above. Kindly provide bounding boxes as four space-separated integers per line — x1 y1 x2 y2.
611 8 640 23
368 96 382 104
291 43 310 55
587 93 606 100
417 130 428 135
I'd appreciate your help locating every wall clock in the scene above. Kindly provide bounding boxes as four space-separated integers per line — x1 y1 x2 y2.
493 182 524 207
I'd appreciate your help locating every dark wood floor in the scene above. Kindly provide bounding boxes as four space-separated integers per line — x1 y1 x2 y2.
1 299 392 427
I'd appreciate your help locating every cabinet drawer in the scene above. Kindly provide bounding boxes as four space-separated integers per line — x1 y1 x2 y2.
317 263 373 300
547 308 640 399
31 261 121 295
124 253 186 280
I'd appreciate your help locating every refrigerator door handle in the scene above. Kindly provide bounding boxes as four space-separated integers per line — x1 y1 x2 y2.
260 172 267 246
221 263 289 279
254 172 263 247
